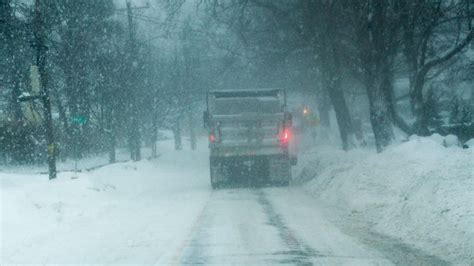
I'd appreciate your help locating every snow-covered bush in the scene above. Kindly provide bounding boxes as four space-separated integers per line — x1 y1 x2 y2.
464 138 474 149
443 134 459 147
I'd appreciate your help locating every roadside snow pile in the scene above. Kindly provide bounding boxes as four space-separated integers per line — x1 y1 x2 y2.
464 138 474 148
0 139 210 264
299 136 473 264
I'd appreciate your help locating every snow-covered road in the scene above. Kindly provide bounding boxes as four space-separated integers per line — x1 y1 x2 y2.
1 139 448 265
175 188 391 265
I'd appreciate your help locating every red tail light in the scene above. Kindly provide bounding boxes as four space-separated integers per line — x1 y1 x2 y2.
280 128 291 145
209 133 216 143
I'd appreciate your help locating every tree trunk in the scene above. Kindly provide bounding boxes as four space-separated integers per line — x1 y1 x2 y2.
189 112 197 151
319 33 355 151
128 121 141 161
173 120 182 150
366 75 394 153
317 89 331 128
151 115 158 158
109 130 116 163
56 99 70 162
381 65 412 135
317 55 354 150
10 83 23 121
134 131 141 161
108 109 116 164
327 84 354 151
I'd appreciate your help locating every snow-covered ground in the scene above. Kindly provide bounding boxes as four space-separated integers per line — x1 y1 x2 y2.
1 139 210 264
297 135 474 264
0 148 132 175
0 137 393 265
1 133 472 264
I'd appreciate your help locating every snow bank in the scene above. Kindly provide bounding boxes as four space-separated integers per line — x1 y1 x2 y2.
464 138 474 148
0 148 132 175
298 136 474 264
0 139 211 264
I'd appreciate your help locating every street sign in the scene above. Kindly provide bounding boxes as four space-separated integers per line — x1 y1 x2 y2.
71 115 87 125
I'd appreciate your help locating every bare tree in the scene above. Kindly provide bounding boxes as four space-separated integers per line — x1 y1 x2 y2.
400 0 473 135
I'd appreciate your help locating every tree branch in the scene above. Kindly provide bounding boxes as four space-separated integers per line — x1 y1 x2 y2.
419 29 473 75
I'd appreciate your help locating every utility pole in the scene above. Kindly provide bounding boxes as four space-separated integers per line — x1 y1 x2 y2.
117 1 149 161
19 0 57 179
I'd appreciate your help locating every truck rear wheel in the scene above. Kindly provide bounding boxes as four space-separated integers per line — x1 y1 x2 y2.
210 157 225 189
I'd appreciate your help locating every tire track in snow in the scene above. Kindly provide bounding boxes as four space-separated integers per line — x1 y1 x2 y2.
258 189 398 264
172 188 394 265
176 188 322 265
255 189 321 265
174 189 283 265
170 193 213 265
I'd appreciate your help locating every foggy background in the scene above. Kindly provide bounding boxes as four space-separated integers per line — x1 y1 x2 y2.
1 0 473 164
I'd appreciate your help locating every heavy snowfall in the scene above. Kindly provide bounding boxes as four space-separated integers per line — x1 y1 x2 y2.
1 0 473 265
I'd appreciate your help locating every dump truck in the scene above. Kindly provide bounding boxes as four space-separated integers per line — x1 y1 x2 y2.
203 89 296 188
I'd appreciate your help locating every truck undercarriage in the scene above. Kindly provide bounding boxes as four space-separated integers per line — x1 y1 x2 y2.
209 154 292 188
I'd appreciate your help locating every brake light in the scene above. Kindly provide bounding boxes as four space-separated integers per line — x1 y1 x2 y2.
209 133 216 143
280 128 291 145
